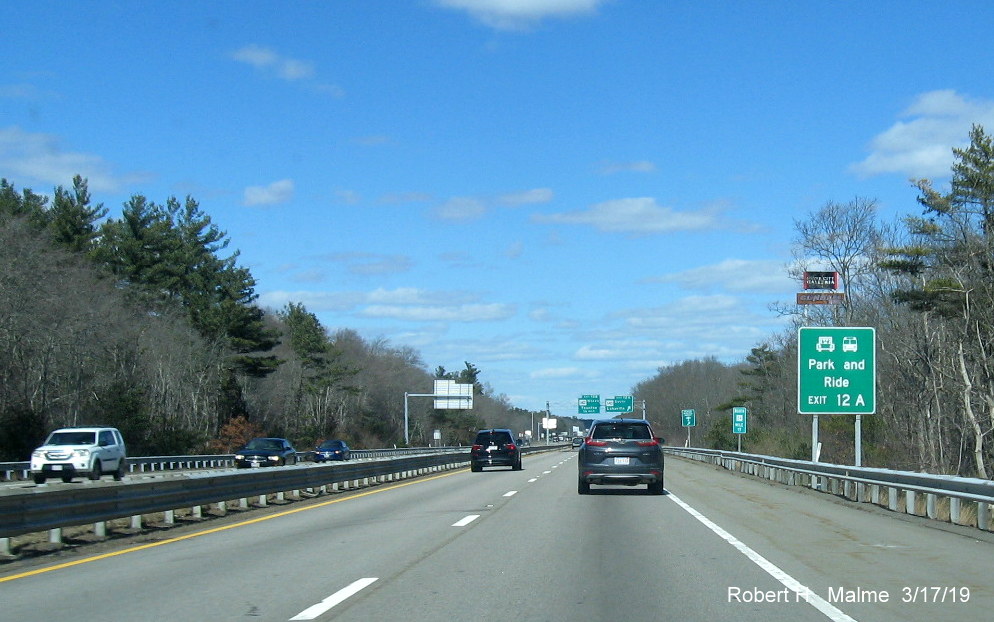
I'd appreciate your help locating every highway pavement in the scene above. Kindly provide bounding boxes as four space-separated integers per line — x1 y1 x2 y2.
1 450 990 621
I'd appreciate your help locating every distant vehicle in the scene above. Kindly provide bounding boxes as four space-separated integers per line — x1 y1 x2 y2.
314 439 351 462
578 419 664 495
30 426 127 484
470 428 522 472
815 336 835 352
571 437 584 449
234 438 298 468
842 336 858 352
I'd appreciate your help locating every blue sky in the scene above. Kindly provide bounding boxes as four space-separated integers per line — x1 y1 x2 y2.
4 1 994 415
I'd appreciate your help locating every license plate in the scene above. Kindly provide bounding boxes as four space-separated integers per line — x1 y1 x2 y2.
51 465 63 470
614 457 630 465
487 445 498 451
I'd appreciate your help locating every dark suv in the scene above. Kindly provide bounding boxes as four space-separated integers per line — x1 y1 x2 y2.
470 429 522 471
577 419 664 494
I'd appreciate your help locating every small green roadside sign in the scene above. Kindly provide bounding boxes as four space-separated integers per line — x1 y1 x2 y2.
681 409 696 427
798 327 875 415
732 407 748 434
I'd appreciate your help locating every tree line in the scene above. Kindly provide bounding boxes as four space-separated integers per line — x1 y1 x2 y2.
637 125 994 479
0 177 545 459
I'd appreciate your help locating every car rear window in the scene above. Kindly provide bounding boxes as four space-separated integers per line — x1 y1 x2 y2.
591 424 651 440
475 431 513 445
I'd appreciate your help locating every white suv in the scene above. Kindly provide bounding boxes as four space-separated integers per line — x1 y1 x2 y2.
30 427 128 484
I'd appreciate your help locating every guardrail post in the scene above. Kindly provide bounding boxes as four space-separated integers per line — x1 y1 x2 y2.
217 501 227 515
888 487 898 511
49 528 62 545
0 537 10 557
164 509 175 524
979 502 991 531
131 515 142 530
94 521 106 538
926 494 937 519
192 505 202 519
257 494 267 507
906 490 917 515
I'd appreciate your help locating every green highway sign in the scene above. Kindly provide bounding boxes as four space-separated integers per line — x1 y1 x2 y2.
578 394 601 415
732 407 748 434
798 327 876 415
681 409 696 427
605 395 634 413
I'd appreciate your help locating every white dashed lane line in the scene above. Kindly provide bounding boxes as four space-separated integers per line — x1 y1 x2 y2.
290 577 378 621
452 514 480 527
503 490 518 497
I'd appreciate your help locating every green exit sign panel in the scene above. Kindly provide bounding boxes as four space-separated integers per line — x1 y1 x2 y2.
605 396 633 413
578 394 601 414
798 327 875 415
681 409 696 426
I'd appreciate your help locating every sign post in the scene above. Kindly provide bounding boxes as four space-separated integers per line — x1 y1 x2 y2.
798 327 875 465
732 406 747 452
681 409 696 447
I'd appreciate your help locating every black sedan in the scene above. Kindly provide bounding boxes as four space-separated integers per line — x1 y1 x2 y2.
234 438 298 468
314 439 351 462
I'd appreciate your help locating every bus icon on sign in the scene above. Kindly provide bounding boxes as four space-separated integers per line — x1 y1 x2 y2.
842 336 858 352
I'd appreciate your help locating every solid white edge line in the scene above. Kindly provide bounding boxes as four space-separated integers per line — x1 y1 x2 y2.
666 492 856 622
452 514 480 527
290 577 378 621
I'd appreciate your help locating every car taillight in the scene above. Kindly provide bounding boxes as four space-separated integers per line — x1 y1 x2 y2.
506 443 516 450
471 444 482 450
635 440 660 447
585 439 607 447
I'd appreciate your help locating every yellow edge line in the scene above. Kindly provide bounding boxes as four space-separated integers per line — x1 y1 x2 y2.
1 467 466 583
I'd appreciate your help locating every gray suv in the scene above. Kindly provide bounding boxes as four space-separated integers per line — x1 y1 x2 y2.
577 419 664 495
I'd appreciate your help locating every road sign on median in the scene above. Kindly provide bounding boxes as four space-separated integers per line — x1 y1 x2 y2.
798 327 875 415
681 409 696 426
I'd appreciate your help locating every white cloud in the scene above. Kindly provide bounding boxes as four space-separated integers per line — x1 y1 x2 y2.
850 90 994 178
361 303 515 322
533 197 722 234
243 178 294 206
433 196 487 221
530 366 600 379
643 258 794 294
0 126 151 192
598 160 656 175
435 0 606 30
230 45 343 96
230 45 314 81
498 187 554 205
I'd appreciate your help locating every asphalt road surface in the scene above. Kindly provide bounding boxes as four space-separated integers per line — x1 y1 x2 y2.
1 450 990 621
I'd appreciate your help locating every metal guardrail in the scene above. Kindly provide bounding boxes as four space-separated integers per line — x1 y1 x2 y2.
665 447 994 532
0 446 470 481
0 445 557 556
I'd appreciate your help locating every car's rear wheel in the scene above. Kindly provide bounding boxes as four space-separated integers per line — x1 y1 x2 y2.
512 458 522 471
114 458 126 481
578 478 590 494
471 462 481 472
648 480 664 495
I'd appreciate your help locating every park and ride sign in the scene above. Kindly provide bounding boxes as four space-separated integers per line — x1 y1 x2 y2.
797 327 876 415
